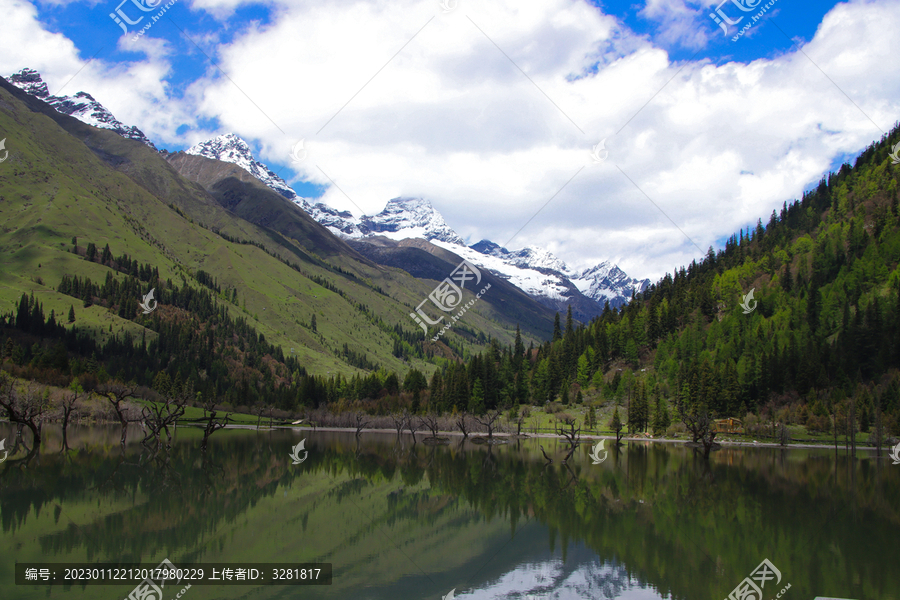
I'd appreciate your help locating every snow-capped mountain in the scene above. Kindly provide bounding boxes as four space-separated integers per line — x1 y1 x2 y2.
186 133 297 200
571 261 650 306
361 197 466 246
188 131 648 311
459 240 649 309
7 68 156 149
471 240 569 274
289 196 465 245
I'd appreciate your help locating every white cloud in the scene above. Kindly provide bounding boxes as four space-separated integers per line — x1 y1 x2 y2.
3 0 900 283
639 0 711 50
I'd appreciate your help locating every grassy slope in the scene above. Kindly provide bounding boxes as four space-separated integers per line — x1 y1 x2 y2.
0 78 546 380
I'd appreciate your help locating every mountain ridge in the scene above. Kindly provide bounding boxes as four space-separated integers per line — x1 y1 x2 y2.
5 66 648 316
7 68 156 149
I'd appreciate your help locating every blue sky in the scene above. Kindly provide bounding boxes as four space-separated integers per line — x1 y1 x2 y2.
2 0 897 279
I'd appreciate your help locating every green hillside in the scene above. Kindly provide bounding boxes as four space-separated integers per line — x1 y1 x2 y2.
0 75 552 411
433 124 900 442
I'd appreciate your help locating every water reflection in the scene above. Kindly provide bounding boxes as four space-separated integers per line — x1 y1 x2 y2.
0 424 897 600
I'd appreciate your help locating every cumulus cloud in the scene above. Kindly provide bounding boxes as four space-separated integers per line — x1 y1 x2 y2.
3 0 899 281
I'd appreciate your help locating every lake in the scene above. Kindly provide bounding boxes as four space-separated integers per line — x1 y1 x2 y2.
1 424 897 600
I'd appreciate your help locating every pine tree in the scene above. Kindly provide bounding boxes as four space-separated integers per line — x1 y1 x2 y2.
68 305 76 323
609 405 623 444
469 378 485 414
652 395 671 435
310 313 317 332
586 403 596 431
513 325 525 371
552 313 562 342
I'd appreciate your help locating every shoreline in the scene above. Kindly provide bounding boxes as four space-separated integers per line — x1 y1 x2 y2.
203 423 890 452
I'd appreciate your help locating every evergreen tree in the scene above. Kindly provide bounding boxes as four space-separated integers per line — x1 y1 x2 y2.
652 394 671 435
513 325 525 371
67 305 76 323
628 379 649 432
609 405 623 443
469 378 485 413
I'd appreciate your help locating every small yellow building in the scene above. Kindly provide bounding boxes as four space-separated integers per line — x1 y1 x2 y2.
712 418 743 433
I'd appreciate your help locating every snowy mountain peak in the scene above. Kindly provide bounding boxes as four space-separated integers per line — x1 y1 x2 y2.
179 132 645 311
470 240 569 273
9 68 50 98
362 197 465 245
186 133 298 200
571 260 650 306
7 68 156 150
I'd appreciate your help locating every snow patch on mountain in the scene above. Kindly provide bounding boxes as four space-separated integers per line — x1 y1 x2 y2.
362 197 466 246
186 130 649 309
467 240 649 307
432 240 571 301
8 68 156 149
571 261 651 306
470 239 569 274
185 133 299 200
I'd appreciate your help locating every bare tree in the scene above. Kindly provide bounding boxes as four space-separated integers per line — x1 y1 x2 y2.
474 409 503 440
556 414 581 446
97 382 139 446
0 375 48 450
200 397 231 452
390 412 407 437
514 407 528 437
455 411 471 438
142 385 189 451
403 408 419 444
354 411 371 437
253 404 268 430
60 390 81 450
419 413 441 438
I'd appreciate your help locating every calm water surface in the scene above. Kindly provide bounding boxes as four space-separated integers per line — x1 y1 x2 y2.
0 424 897 600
